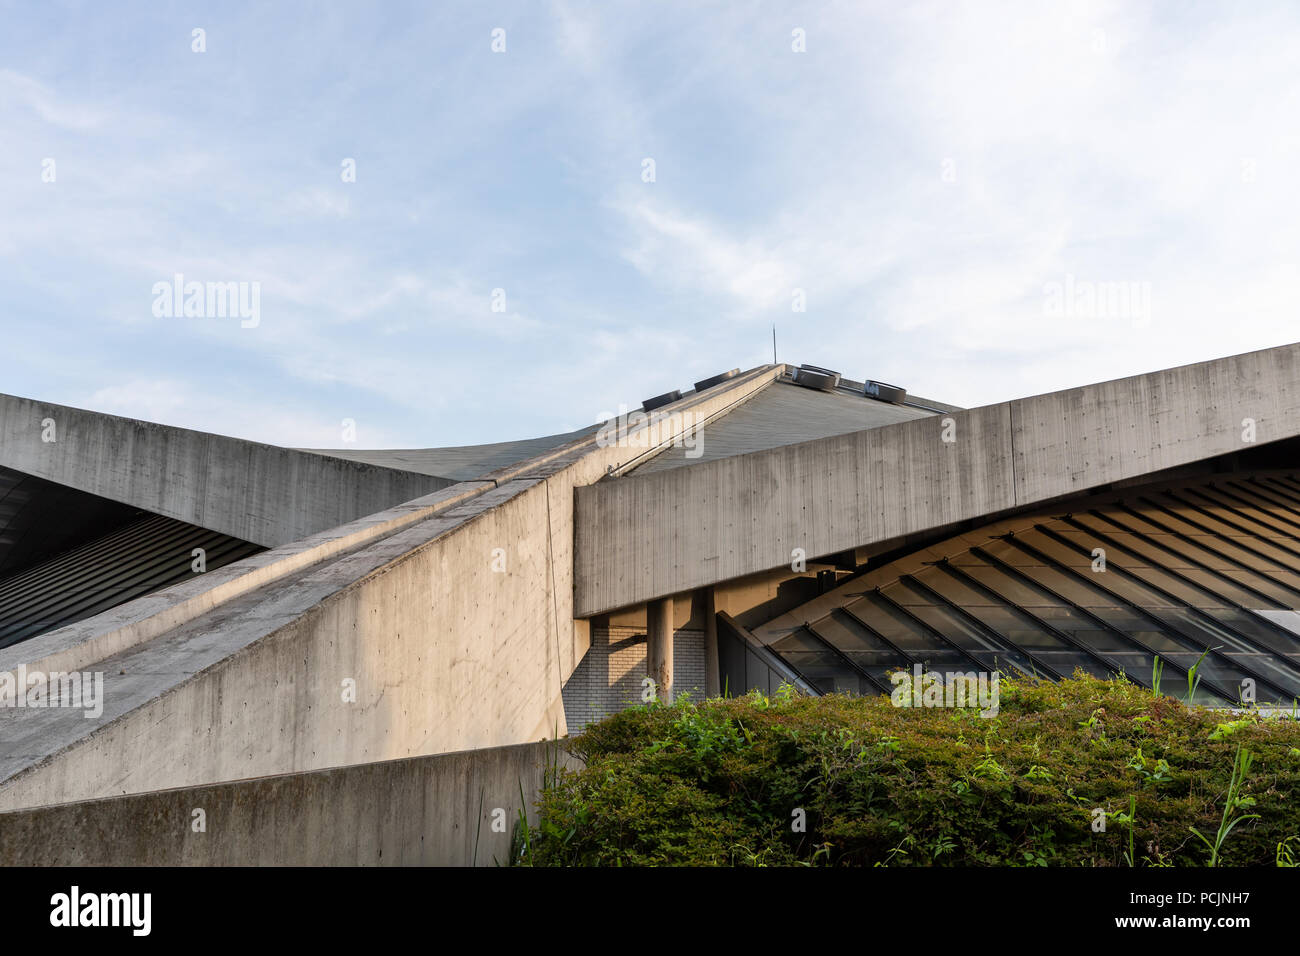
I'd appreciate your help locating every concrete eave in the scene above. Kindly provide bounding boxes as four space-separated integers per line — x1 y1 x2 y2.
572 342 1300 617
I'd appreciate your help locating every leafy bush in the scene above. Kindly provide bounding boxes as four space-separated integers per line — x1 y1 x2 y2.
518 674 1300 866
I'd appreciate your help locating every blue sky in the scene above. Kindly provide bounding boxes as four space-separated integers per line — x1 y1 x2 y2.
3 1 1300 448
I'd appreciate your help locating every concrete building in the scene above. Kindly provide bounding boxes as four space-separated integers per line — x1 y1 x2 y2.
3 343 1300 863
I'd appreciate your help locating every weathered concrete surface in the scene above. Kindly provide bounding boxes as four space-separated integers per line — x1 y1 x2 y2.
0 392 452 548
0 481 559 809
574 343 1300 616
0 482 491 681
0 366 783 810
0 740 578 866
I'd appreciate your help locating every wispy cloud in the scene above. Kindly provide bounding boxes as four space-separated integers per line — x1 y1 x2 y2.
0 69 107 129
2 1 1299 444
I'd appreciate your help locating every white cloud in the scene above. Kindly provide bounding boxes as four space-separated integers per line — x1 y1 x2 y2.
576 1 1300 407
617 199 799 313
86 378 412 447
0 69 106 130
6 2 1300 442
281 187 352 219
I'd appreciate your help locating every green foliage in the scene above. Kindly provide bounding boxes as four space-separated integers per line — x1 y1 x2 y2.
1189 742 1260 867
519 674 1300 866
1185 647 1213 706
1277 836 1298 867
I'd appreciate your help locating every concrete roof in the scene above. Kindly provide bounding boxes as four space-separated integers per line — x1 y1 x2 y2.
297 367 958 482
633 377 944 475
296 424 599 482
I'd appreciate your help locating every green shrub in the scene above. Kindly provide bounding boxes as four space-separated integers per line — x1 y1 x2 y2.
519 674 1300 866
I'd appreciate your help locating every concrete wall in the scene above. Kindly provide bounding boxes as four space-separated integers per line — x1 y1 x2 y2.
0 741 578 866
0 367 784 810
574 343 1300 616
0 391 451 548
0 480 570 809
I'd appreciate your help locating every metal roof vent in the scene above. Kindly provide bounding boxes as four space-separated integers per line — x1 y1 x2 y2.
863 380 907 404
693 368 740 392
793 365 841 391
642 389 683 412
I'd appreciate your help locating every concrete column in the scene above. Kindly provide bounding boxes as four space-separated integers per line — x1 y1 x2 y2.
646 597 673 703
701 588 719 698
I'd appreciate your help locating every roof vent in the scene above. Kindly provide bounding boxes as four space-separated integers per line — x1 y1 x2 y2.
641 389 683 412
793 365 841 391
863 380 907 404
693 368 740 392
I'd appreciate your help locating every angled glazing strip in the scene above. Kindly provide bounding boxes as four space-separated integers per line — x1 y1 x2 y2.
923 560 1127 684
1072 510 1292 610
870 585 1003 675
801 621 892 694
899 571 1067 681
1022 525 1294 702
974 540 1268 703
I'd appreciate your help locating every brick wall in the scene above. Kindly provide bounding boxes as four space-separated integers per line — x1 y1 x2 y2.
562 626 707 733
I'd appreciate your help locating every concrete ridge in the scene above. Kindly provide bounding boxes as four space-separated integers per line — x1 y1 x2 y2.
481 363 781 482
605 367 784 478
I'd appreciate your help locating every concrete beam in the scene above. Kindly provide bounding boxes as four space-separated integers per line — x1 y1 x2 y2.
0 392 452 548
573 343 1300 616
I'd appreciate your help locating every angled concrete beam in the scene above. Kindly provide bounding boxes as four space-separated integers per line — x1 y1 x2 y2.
0 392 452 548
574 343 1300 616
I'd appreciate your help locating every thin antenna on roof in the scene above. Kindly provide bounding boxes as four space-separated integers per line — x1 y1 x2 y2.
772 324 777 365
